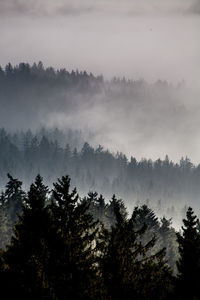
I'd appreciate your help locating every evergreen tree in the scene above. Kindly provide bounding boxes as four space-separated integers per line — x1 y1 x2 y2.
100 198 173 300
132 205 159 231
84 191 99 220
159 217 178 273
4 175 53 299
176 207 200 299
131 205 161 256
0 174 25 249
84 192 107 226
0 192 12 249
48 175 100 300
5 173 25 222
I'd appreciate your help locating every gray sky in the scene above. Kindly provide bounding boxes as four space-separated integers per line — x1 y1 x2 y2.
0 0 200 163
0 0 199 84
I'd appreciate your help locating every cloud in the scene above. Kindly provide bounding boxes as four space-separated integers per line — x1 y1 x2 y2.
0 0 199 163
189 0 200 14
0 0 198 17
0 0 93 17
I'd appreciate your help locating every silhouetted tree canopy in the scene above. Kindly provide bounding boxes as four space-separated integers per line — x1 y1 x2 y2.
176 207 200 299
0 174 180 299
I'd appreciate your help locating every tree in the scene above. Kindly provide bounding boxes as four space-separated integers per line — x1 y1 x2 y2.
48 175 100 299
132 205 160 256
4 175 53 299
5 173 25 222
84 192 107 226
100 199 173 300
0 174 25 249
159 217 178 273
176 207 200 299
132 205 159 231
0 192 12 249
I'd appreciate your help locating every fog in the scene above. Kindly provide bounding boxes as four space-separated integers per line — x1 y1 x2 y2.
1 2 200 285
0 64 200 164
0 0 199 84
0 1 200 161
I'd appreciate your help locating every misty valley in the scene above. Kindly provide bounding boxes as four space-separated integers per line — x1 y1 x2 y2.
0 63 200 299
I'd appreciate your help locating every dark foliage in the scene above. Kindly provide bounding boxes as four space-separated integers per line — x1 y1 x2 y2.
48 175 100 299
0 127 199 223
0 173 25 248
0 174 178 299
3 175 52 299
99 199 173 300
176 207 200 299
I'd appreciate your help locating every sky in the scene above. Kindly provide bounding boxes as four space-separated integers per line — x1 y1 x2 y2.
0 0 199 84
0 0 200 163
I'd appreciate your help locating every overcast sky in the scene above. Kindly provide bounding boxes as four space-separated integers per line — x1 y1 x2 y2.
0 0 200 163
0 0 199 85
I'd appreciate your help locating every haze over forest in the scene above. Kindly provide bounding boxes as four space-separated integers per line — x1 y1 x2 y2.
0 0 200 163
0 62 200 164
0 63 199 228
1 1 200 299
0 0 200 225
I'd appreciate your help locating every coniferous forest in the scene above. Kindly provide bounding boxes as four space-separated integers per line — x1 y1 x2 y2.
0 63 200 299
1 173 200 299
1 0 200 297
0 126 199 226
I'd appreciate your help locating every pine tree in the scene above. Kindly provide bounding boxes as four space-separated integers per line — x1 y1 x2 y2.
132 205 159 231
5 173 25 224
159 217 178 273
4 175 53 299
0 174 25 249
84 192 106 225
100 198 173 300
176 207 200 299
84 191 99 219
48 175 100 300
0 192 12 249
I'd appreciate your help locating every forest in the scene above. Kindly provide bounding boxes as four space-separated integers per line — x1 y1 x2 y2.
0 127 199 226
0 173 199 299
0 62 188 160
0 62 200 299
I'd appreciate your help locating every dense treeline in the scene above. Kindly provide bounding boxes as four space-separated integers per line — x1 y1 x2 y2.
0 62 103 108
0 62 191 225
0 62 103 128
0 127 199 223
0 62 185 136
0 174 200 299
0 174 178 272
0 61 175 100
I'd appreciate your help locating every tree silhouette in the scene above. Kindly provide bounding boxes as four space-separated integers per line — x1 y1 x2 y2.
48 175 100 299
0 174 25 249
176 207 200 299
100 198 173 300
5 173 25 222
4 175 52 299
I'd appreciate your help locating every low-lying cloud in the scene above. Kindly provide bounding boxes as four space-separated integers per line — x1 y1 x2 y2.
0 0 199 164
0 0 199 17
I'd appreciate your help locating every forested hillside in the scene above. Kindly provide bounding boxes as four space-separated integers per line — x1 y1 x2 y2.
1 174 200 299
1 0 199 297
0 127 199 226
0 62 188 161
0 63 199 226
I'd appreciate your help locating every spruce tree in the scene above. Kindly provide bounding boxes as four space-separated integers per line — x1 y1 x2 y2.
159 217 178 273
48 175 100 300
0 174 25 249
176 207 200 299
0 192 12 249
132 205 159 231
100 198 173 300
4 175 53 299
